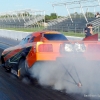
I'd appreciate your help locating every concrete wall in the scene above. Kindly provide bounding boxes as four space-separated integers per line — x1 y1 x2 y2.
0 29 83 41
0 29 31 41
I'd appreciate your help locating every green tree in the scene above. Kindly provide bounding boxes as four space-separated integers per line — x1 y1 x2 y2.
50 13 57 19
45 15 50 21
45 13 57 22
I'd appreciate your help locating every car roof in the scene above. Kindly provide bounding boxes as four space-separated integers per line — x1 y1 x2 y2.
31 30 60 37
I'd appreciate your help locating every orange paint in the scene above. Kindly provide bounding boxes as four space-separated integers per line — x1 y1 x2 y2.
1 31 100 69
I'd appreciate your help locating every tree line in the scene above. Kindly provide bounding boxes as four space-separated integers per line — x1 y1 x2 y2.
0 12 95 22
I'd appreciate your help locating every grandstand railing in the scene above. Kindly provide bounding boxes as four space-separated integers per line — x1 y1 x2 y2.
47 17 68 26
24 15 45 27
88 18 100 28
0 9 45 27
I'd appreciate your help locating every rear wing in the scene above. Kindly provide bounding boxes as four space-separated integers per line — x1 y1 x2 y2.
83 34 98 41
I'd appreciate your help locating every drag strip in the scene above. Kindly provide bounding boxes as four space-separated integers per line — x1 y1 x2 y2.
0 44 77 100
0 37 93 100
0 42 12 49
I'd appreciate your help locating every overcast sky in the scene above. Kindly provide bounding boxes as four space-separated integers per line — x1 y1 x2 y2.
0 0 99 16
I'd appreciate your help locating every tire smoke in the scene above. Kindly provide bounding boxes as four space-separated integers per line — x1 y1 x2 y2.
28 57 100 96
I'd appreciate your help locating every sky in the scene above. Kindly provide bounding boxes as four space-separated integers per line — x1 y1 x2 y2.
0 0 99 16
0 0 56 14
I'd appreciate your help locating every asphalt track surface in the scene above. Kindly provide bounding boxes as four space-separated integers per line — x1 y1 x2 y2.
0 37 96 100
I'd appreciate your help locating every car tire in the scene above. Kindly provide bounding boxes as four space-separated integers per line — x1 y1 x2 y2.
18 59 27 79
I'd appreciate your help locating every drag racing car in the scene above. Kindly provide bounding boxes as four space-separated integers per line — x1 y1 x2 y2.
0 30 100 87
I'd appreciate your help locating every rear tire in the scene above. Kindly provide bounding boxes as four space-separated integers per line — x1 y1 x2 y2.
18 59 27 79
18 59 36 84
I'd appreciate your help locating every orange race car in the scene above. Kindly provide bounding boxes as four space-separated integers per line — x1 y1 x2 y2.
0 30 100 87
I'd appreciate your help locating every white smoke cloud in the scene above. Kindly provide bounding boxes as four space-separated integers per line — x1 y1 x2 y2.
27 56 100 97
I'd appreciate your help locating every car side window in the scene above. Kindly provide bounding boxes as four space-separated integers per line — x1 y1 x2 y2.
19 34 32 45
29 36 35 43
19 38 25 45
24 37 30 43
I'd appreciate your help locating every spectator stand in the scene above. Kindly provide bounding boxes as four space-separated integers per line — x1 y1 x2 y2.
46 0 100 33
0 9 45 28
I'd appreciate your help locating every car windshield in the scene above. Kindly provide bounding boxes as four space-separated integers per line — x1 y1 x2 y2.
44 34 68 41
